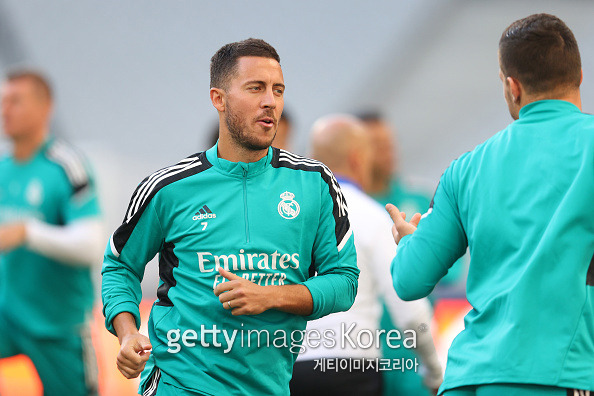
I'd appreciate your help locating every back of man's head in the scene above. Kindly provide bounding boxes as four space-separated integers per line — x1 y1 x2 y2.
210 38 280 90
310 114 372 188
499 13 581 95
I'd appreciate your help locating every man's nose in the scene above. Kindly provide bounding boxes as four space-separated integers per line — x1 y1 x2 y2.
261 88 276 109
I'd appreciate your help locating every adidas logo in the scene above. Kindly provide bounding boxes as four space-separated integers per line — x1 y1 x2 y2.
193 205 216 220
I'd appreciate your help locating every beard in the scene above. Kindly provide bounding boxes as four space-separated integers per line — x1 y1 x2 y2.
225 103 276 151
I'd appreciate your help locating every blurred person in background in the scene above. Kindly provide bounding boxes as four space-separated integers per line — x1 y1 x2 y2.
360 111 431 217
359 112 465 395
0 69 103 395
290 114 442 396
272 107 293 150
388 13 594 396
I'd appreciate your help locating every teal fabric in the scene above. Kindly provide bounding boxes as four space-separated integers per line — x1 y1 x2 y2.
0 138 100 337
442 383 571 396
102 145 358 396
392 100 594 393
0 306 97 396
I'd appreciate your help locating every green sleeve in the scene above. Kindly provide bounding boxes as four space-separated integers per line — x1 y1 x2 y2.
391 166 468 301
101 197 164 335
302 176 359 320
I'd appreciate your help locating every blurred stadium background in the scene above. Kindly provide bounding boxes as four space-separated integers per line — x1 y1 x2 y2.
0 0 593 394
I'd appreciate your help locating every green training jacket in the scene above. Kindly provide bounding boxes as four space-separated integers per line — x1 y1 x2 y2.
102 144 359 395
0 138 99 337
392 100 594 393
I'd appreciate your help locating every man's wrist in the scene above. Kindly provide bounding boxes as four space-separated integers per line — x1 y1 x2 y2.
263 285 281 311
113 312 140 344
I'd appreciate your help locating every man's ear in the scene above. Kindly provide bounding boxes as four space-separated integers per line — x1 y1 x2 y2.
210 88 225 112
347 149 360 171
507 76 522 103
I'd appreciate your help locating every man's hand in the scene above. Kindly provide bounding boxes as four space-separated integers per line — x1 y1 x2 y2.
113 312 151 379
117 333 152 379
214 267 272 316
0 223 26 252
385 204 422 244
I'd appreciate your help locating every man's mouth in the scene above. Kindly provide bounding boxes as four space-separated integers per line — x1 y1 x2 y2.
256 117 275 128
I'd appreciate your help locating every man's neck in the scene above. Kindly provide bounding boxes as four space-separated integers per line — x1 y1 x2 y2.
367 176 391 195
13 130 47 162
521 89 582 112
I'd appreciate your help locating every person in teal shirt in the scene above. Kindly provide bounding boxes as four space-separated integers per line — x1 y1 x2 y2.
102 38 359 396
0 70 103 395
388 14 594 396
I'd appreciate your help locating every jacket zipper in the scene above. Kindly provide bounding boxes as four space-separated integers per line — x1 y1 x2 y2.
242 169 250 243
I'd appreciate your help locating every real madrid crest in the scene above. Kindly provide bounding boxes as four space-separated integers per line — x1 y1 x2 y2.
278 191 300 219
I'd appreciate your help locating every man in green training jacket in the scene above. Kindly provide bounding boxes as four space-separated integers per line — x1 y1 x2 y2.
0 69 103 396
387 13 594 396
101 38 359 396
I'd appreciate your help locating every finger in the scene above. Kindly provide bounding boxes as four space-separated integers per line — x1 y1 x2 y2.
138 350 151 362
214 280 237 296
400 212 406 221
218 290 238 304
128 336 152 354
117 351 139 366
385 204 405 226
120 347 143 366
231 306 248 316
138 337 152 352
410 213 422 228
224 295 248 311
117 363 139 378
218 266 242 281
117 362 140 379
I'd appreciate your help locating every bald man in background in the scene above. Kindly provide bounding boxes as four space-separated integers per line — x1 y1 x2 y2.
290 115 442 396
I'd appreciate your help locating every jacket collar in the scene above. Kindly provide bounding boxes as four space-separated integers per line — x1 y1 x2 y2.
205 142 273 178
518 99 581 119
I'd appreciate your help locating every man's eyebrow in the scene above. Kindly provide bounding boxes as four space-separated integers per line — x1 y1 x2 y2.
244 80 265 86
243 80 285 90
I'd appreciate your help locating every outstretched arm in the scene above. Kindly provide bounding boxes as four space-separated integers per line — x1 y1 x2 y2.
386 170 468 301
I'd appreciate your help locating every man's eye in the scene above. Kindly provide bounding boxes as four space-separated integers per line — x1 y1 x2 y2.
249 86 260 91
275 89 284 95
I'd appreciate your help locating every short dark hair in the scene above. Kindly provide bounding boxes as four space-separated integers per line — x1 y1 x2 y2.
5 68 53 101
210 38 280 89
499 13 581 94
356 110 384 123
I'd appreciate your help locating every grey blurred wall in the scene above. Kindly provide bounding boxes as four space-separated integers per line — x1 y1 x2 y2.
1 0 593 296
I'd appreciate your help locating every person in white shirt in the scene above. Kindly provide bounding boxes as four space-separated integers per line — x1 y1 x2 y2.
290 114 442 396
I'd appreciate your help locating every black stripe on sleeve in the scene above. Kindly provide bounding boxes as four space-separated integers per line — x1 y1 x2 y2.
112 151 212 255
271 148 351 248
45 139 91 195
